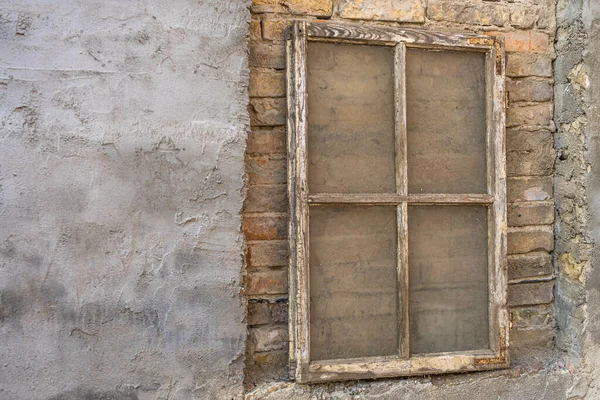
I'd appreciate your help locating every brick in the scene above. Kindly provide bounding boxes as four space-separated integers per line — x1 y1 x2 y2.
243 215 287 240
249 98 286 126
339 0 425 23
508 252 553 280
262 19 292 41
249 41 286 69
508 227 553 254
247 240 289 267
247 127 286 155
509 304 553 330
508 281 554 306
428 0 508 26
510 328 554 350
486 30 550 53
507 79 553 103
249 68 285 98
250 19 262 42
508 203 554 227
245 269 288 295
246 156 287 185
252 0 332 17
507 176 553 202
247 301 288 325
506 103 552 128
248 301 271 325
252 350 287 369
249 326 288 351
507 53 552 77
506 130 554 176
510 5 537 29
245 184 288 213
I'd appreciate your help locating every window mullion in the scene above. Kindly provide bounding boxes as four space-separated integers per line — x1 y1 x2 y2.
395 42 410 358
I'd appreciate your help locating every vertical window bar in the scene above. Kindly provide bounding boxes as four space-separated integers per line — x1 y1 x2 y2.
394 42 410 358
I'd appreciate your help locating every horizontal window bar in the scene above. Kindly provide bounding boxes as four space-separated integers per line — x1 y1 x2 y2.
308 193 494 205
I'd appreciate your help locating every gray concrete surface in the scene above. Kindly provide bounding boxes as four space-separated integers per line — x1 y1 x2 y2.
0 1 250 399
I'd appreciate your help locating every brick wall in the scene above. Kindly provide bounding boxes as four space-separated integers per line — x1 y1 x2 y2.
243 0 556 387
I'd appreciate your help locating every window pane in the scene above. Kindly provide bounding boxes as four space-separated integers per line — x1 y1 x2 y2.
309 205 398 360
307 42 396 194
408 206 489 354
406 49 487 194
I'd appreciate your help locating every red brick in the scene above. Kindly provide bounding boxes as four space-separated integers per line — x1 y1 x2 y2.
245 184 288 213
243 215 287 240
247 240 289 268
486 30 550 53
245 269 288 295
246 156 287 185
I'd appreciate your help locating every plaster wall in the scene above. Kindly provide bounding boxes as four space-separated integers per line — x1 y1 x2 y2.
0 1 250 399
555 0 600 398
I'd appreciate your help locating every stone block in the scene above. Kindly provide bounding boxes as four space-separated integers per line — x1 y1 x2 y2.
508 202 554 227
507 176 553 202
506 129 554 176
508 252 553 280
250 68 286 98
508 227 554 254
338 0 425 23
508 281 554 306
507 53 553 77
428 0 508 26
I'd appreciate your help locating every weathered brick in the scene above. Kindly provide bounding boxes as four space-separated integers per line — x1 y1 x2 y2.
246 156 287 185
245 269 288 295
249 41 286 69
507 176 553 202
243 215 287 241
508 227 554 254
507 79 553 102
508 252 553 280
510 328 554 350
506 130 554 176
252 350 288 369
339 0 425 23
249 68 285 98
247 240 289 268
506 103 552 128
247 301 289 325
248 301 272 325
508 281 554 306
428 0 508 26
262 19 292 41
507 53 553 77
249 326 289 351
252 0 332 17
249 98 286 126
508 202 554 227
247 127 286 155
250 19 262 42
486 30 550 53
509 304 554 330
510 5 537 29
245 184 288 213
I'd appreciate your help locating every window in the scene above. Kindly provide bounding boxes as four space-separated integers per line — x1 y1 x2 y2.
287 21 507 383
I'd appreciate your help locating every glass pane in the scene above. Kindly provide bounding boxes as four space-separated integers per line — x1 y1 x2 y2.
408 206 489 354
307 42 396 193
406 49 487 194
309 206 398 360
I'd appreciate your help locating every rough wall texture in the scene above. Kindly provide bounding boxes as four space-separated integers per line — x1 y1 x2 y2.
0 1 249 399
244 0 559 392
555 0 600 398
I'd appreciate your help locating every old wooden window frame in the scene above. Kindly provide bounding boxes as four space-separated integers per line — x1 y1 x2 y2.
287 21 508 383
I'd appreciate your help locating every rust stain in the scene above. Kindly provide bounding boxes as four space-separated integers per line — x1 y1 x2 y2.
474 328 508 366
468 37 494 46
